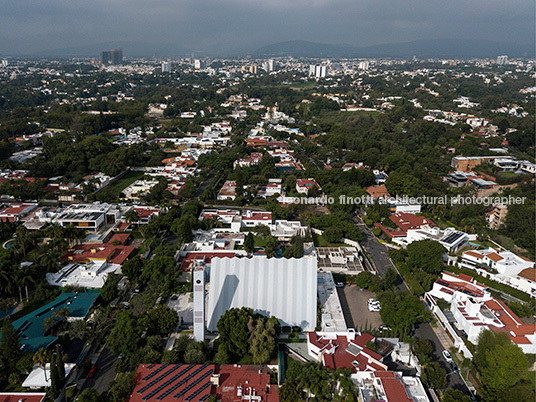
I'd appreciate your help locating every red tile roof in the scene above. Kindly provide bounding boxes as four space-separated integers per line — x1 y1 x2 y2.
518 268 536 281
375 371 414 402
107 233 131 245
0 394 46 402
486 252 504 263
133 207 160 219
61 244 135 265
178 252 237 272
366 184 390 199
308 332 386 373
374 223 406 239
128 364 277 402
216 365 278 402
389 213 436 233
484 298 536 343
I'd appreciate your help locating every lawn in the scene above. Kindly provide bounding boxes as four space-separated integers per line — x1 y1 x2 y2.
313 233 347 247
100 170 145 199
254 235 267 248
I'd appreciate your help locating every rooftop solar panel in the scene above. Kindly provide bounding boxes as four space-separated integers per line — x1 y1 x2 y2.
138 365 181 394
154 365 197 400
171 369 213 399
185 382 212 401
142 364 169 382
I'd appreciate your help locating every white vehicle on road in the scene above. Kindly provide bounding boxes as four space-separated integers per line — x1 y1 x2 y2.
442 350 453 363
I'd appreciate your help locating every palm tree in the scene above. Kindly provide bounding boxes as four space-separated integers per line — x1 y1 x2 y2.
33 348 50 382
40 252 60 273
64 227 87 246
124 209 139 224
13 227 32 258
0 265 17 297
18 270 35 302
45 223 65 239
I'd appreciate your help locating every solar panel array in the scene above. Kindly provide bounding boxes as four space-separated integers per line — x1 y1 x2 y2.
141 364 169 382
135 364 214 401
172 367 212 399
138 365 181 394
152 364 198 400
185 381 212 401
171 365 210 398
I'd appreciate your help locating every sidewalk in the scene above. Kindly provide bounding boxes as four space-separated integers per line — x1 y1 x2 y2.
431 322 455 351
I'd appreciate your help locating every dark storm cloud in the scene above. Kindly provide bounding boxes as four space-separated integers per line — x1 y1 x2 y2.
0 0 533 55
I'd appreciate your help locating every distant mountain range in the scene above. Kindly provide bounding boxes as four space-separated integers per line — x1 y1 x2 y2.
20 38 535 59
32 41 192 58
252 39 535 58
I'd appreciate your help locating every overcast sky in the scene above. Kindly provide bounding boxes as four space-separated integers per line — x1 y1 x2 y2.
0 0 534 55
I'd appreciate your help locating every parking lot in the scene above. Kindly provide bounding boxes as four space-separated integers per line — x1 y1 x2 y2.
337 285 384 331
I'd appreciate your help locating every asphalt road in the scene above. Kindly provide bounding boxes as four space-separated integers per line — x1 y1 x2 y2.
83 347 118 394
415 323 472 394
192 169 217 199
292 138 321 169
355 221 408 292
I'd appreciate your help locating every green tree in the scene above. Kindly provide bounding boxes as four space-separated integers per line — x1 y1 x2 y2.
379 291 431 340
264 235 278 258
77 388 100 402
149 305 179 335
106 371 136 402
244 232 255 254
406 239 445 275
413 339 433 363
423 362 446 391
279 377 303 401
184 342 207 364
49 350 60 398
122 257 144 283
0 320 21 372
108 312 142 358
442 388 471 402
475 330 531 401
249 317 279 364
33 348 50 382
290 235 304 258
324 227 343 243
100 274 120 303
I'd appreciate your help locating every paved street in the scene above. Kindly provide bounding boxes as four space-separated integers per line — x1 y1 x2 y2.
83 347 118 394
356 220 408 292
192 169 216 199
415 323 471 394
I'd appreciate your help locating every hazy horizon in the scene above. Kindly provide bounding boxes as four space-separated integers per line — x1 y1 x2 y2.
0 0 534 56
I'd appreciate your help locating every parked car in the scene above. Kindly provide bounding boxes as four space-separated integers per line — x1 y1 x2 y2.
450 361 459 373
368 301 381 312
442 350 453 363
88 367 97 378
335 282 344 288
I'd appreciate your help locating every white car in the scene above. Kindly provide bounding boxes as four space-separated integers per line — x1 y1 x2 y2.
368 301 381 312
442 350 453 363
